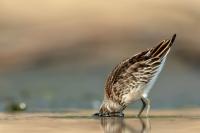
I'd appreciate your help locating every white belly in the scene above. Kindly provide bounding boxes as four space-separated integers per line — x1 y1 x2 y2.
122 85 143 104
142 55 168 98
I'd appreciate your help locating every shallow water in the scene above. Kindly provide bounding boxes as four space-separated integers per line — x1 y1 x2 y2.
0 111 200 133
0 57 200 112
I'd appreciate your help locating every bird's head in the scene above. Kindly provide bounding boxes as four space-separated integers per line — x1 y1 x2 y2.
93 100 111 116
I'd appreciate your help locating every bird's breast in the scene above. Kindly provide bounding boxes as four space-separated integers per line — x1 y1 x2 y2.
121 85 144 104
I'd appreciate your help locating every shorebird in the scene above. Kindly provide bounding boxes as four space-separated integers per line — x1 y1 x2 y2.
94 34 176 117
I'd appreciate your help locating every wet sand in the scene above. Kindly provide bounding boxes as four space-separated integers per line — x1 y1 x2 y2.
0 109 200 133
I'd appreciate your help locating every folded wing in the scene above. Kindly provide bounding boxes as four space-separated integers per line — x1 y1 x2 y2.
104 34 176 101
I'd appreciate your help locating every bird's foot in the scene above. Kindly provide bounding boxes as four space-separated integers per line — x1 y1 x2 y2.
137 114 141 118
137 113 149 118
137 115 148 118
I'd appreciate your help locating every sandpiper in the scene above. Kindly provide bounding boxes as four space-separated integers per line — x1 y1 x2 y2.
94 34 176 117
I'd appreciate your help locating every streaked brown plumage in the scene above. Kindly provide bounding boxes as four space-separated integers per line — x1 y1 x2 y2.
94 34 176 117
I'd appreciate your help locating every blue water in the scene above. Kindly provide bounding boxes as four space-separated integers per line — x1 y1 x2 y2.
0 60 199 112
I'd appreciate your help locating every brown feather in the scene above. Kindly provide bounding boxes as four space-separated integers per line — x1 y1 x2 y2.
104 34 176 105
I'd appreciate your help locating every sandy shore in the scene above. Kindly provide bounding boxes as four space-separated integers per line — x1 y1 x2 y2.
0 109 200 133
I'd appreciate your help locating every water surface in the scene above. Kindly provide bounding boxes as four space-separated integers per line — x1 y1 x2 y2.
0 111 200 133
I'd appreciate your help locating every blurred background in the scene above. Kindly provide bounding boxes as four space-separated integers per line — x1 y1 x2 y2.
0 0 199 112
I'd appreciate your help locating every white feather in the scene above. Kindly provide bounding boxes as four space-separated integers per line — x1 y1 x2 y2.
142 50 170 98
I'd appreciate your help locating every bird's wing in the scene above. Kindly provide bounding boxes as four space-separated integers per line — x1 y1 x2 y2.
105 34 176 100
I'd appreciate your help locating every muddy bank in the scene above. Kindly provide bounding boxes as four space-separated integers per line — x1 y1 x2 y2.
0 109 200 133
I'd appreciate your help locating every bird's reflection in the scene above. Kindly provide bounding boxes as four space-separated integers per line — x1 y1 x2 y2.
100 117 150 133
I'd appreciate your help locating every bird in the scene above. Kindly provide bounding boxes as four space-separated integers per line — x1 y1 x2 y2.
94 34 176 117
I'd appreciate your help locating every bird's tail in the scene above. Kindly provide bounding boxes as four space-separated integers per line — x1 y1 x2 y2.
149 34 176 58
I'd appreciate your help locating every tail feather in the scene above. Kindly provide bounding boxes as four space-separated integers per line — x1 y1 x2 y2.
150 34 176 58
170 34 176 46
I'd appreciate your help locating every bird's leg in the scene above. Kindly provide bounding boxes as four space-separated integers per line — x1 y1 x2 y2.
146 98 151 117
137 98 146 117
137 97 150 117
